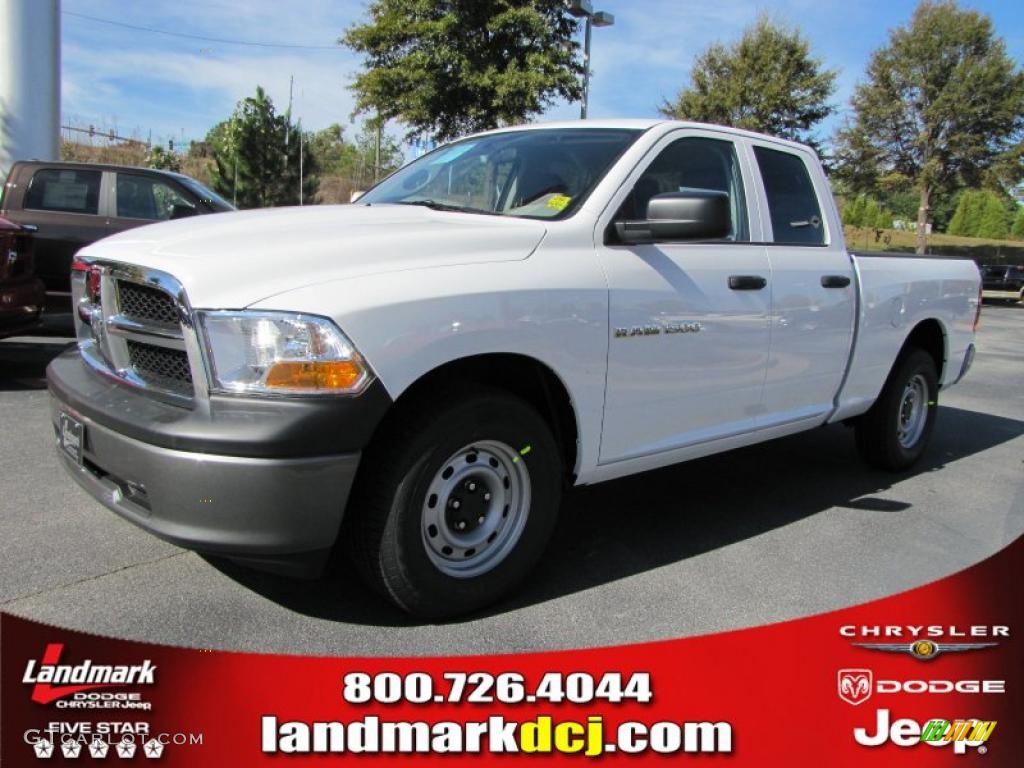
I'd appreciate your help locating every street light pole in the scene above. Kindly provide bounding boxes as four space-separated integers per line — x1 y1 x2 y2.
567 1 614 120
581 15 592 120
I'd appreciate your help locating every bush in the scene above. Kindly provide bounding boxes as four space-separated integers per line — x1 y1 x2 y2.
976 194 1010 239
1010 207 1024 241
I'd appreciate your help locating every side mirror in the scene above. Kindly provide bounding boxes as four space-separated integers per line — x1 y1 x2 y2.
170 204 197 220
615 189 731 244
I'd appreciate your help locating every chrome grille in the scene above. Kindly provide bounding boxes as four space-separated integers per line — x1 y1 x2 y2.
72 262 205 404
127 340 193 394
117 281 180 325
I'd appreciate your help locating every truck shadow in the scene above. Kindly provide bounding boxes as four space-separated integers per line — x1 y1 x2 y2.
207 405 1024 627
0 340 73 390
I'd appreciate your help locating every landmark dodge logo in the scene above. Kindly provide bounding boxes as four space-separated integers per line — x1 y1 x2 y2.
22 644 156 704
839 670 873 706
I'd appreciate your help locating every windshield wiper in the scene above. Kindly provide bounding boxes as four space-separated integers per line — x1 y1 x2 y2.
392 200 499 216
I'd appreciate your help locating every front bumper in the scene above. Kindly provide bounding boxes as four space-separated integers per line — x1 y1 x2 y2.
47 350 391 577
0 277 45 338
981 288 1022 301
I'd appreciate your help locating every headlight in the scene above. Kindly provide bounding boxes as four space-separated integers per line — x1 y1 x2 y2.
198 311 372 395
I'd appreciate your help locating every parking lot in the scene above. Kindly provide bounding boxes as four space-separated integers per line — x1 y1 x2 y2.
1 302 1021 656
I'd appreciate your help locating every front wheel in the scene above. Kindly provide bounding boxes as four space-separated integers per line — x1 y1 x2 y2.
855 348 938 471
345 389 562 618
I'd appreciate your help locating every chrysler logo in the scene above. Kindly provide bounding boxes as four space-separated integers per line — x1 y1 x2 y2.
851 640 998 660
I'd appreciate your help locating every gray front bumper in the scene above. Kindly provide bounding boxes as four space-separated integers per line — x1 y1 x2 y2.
50 397 360 578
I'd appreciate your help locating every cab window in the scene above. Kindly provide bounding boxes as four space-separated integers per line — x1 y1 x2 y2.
25 169 102 214
116 174 196 220
617 137 749 242
753 147 826 245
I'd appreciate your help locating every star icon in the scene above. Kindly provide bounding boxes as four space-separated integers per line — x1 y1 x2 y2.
89 738 110 758
33 739 54 759
143 738 165 758
61 740 83 758
116 740 137 758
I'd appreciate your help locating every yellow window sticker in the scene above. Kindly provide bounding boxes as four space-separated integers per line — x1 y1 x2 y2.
547 194 572 211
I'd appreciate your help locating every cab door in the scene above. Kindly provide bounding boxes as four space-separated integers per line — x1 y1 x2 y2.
747 143 856 426
596 131 771 464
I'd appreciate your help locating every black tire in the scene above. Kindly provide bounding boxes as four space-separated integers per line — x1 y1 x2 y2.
344 387 562 619
855 348 938 471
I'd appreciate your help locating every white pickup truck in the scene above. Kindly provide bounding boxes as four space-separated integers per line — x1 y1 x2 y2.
49 120 981 617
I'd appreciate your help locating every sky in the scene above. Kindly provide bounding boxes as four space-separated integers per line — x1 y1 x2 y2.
60 0 1024 151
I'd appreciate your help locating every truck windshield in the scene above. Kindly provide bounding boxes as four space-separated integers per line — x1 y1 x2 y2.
357 128 642 220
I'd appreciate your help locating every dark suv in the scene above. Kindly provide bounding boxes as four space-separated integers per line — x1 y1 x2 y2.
980 264 1024 303
0 216 45 338
0 161 233 292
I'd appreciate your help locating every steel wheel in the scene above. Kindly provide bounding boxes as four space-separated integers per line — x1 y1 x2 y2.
855 348 938 471
421 440 531 579
896 373 928 449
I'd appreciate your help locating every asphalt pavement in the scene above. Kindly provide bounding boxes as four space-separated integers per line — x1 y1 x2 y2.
1 303 1021 656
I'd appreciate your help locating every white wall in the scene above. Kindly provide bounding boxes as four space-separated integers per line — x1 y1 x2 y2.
0 0 60 182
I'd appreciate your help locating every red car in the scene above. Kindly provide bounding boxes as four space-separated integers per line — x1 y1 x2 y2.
0 216 45 338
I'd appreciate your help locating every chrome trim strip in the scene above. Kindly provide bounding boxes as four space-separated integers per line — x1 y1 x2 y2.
108 314 185 344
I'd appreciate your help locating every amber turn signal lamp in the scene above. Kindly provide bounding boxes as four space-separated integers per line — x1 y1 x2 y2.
264 361 364 391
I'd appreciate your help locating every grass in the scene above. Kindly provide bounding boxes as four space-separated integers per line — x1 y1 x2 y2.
844 226 1024 262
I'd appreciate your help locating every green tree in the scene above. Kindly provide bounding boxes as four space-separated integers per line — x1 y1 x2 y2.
1012 207 1024 240
207 86 318 208
976 193 1010 239
843 195 866 226
833 1 1024 253
145 144 181 173
352 119 404 184
964 191 990 236
660 17 837 147
307 123 355 176
948 190 981 235
946 193 967 235
873 204 893 230
862 198 881 229
342 0 584 142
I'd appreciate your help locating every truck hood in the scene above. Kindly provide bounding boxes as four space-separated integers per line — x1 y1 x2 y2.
78 204 548 308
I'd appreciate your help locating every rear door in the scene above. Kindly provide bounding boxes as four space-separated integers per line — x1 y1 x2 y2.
14 167 108 292
748 142 856 426
596 129 771 464
108 172 200 234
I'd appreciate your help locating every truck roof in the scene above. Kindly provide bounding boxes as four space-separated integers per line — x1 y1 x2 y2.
6 159 197 183
466 118 815 153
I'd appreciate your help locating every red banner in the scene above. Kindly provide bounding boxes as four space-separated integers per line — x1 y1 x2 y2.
3 534 1021 766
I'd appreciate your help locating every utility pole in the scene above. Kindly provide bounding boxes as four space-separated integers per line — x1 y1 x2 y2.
299 121 304 206
374 114 382 184
566 1 615 120
285 75 293 147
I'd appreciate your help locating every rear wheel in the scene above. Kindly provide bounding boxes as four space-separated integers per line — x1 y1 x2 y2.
855 348 938 471
345 388 561 618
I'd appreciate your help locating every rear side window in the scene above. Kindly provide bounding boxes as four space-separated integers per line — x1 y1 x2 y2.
753 147 825 245
25 169 102 214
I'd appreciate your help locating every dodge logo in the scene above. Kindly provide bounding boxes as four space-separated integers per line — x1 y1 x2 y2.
838 669 873 706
